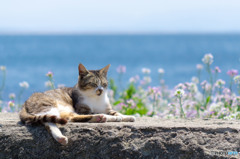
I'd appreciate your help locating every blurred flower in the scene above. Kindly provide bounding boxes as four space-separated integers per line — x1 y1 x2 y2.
175 83 186 90
9 93 16 100
8 101 15 107
46 71 54 78
19 81 29 89
214 66 221 73
215 79 225 88
148 86 161 97
143 76 152 83
158 68 164 74
0 66 6 71
116 65 126 74
57 84 65 88
142 68 151 74
223 113 240 120
175 89 184 98
205 83 212 92
189 83 198 94
202 53 214 65
234 75 240 84
223 88 231 94
129 75 140 83
191 76 199 84
196 64 203 70
45 81 52 88
227 69 238 77
200 80 207 88
127 99 136 108
209 102 223 112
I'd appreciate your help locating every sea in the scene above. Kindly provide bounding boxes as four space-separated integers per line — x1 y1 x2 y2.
0 34 240 101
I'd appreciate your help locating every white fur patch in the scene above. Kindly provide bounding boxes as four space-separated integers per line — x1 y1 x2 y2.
57 104 74 113
36 107 60 118
80 89 110 114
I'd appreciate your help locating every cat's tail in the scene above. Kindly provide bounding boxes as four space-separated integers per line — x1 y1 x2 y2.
19 106 68 125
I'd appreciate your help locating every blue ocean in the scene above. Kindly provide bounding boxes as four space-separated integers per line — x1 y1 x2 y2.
0 34 240 101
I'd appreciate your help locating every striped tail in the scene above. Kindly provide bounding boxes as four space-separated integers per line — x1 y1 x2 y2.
19 106 68 125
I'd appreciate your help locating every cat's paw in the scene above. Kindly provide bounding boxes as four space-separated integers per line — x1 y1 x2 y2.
122 116 136 122
90 114 107 123
115 116 123 122
105 116 123 122
56 136 68 145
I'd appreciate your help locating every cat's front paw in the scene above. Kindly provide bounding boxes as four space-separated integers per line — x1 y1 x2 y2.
90 114 107 123
122 116 136 122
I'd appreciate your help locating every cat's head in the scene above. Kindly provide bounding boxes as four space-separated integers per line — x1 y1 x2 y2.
77 64 110 96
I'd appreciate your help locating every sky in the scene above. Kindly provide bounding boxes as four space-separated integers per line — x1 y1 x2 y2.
0 0 240 34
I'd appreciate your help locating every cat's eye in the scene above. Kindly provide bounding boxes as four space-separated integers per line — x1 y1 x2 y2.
102 83 108 88
89 83 98 87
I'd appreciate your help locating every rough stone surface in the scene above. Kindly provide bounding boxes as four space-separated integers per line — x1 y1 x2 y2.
0 113 240 159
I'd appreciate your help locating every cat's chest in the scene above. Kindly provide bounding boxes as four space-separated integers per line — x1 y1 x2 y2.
82 94 109 113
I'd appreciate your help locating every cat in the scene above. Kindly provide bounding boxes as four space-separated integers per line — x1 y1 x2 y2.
19 64 136 145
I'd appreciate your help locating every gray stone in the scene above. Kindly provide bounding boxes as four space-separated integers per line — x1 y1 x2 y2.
0 113 240 159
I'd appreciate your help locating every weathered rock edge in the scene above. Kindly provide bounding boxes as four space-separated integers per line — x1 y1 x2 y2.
0 113 240 159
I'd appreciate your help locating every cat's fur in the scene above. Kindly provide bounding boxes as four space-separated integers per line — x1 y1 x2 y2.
19 64 135 145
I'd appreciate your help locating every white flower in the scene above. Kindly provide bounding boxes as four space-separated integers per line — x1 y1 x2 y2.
209 102 223 112
202 53 214 65
196 64 203 70
158 68 165 74
234 75 240 84
19 81 29 89
9 93 16 99
205 83 212 92
0 66 6 71
191 76 199 84
143 76 152 83
189 83 198 93
142 68 151 74
129 77 136 83
45 81 52 88
215 79 225 88
129 75 140 83
174 89 185 98
8 101 15 107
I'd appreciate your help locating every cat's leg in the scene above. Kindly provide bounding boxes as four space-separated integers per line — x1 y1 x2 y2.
102 114 123 122
107 110 136 122
44 122 68 145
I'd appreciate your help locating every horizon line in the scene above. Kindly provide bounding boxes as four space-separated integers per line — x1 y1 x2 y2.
1 31 240 36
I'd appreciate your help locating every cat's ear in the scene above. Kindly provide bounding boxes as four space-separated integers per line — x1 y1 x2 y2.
78 64 89 76
100 64 110 77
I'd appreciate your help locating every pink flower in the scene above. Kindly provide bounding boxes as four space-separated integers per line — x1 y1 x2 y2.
116 65 126 74
227 69 238 77
214 66 221 73
46 71 54 78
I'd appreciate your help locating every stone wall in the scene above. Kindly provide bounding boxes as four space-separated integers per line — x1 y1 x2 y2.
0 113 240 159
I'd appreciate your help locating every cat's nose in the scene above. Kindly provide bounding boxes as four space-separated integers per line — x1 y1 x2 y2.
96 87 104 96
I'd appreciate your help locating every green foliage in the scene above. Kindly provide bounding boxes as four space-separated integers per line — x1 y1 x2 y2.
109 78 118 99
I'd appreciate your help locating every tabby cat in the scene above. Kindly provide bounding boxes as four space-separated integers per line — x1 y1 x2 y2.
20 64 136 145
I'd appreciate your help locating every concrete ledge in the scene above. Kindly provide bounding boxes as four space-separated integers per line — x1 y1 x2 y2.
0 113 240 159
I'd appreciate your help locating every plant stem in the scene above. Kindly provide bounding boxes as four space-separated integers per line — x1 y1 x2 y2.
18 88 24 111
179 97 185 118
0 70 6 100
